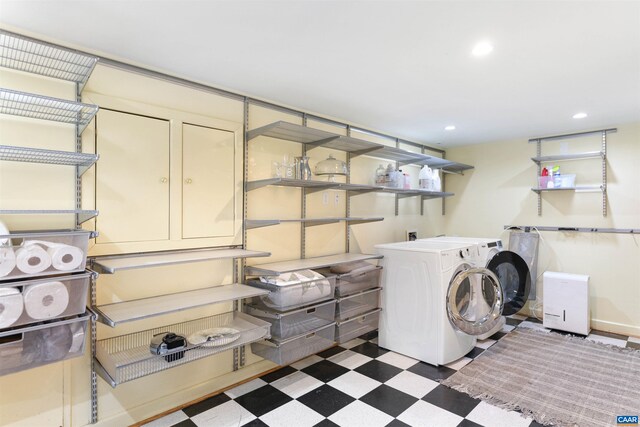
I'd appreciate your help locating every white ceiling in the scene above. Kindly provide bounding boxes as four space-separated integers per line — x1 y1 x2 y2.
1 0 639 147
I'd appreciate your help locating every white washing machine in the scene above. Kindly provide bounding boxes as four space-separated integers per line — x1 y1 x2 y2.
421 236 532 329
375 240 508 366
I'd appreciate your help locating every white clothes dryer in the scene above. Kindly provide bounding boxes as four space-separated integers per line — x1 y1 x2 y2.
375 240 509 366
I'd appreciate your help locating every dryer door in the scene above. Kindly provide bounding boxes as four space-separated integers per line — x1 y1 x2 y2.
446 264 504 336
486 251 531 316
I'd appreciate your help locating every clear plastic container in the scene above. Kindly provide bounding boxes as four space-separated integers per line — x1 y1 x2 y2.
335 308 381 344
244 299 336 340
317 266 381 297
0 313 90 376
251 322 335 366
335 288 381 321
559 174 576 188
246 275 336 310
0 272 90 329
538 176 553 189
0 229 93 282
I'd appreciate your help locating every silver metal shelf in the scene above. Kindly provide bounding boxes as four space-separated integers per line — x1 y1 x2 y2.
248 121 472 173
91 248 271 274
504 225 640 234
246 178 339 192
245 253 382 276
0 88 99 134
0 30 98 91
338 183 385 193
379 188 454 199
0 209 98 224
94 311 271 387
531 151 605 164
531 185 603 194
0 144 98 175
94 284 270 327
246 217 384 230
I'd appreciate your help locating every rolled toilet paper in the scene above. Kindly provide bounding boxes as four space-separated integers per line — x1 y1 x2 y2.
0 287 24 328
47 244 84 271
0 247 16 278
23 281 69 320
68 322 86 354
15 245 52 274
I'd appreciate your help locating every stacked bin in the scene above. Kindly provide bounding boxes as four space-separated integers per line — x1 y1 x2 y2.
0 229 93 376
246 273 337 365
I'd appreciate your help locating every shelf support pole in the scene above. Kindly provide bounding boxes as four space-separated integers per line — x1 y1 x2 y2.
345 125 352 253
536 139 542 216
90 270 98 423
301 114 308 259
394 139 400 216
602 130 607 217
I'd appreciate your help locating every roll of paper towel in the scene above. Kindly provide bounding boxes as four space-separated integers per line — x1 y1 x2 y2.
68 322 85 353
48 245 83 271
23 281 69 320
0 247 16 278
0 287 24 328
16 245 51 274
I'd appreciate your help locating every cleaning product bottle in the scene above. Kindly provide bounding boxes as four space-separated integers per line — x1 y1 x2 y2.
403 171 411 189
396 169 404 188
385 163 395 188
433 169 441 192
419 165 432 189
552 165 561 188
375 164 385 185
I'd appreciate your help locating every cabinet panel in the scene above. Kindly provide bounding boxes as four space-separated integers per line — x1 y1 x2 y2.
182 123 235 239
96 109 170 244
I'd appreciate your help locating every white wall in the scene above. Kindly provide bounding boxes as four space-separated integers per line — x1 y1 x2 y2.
444 123 640 336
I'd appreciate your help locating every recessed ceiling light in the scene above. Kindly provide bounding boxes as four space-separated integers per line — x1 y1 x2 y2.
472 41 493 57
445 125 456 131
572 112 588 119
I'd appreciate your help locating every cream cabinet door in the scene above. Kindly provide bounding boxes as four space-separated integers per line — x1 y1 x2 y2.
182 123 235 239
96 109 170 244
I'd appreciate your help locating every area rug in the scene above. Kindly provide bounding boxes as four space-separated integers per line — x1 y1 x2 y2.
441 328 640 427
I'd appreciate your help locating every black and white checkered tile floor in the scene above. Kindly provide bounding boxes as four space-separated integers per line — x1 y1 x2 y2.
144 315 640 427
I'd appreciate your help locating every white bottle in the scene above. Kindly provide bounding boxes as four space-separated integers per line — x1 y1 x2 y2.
385 163 396 187
375 164 385 185
419 166 432 189
432 169 441 192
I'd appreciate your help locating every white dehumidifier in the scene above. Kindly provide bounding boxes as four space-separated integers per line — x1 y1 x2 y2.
543 271 590 335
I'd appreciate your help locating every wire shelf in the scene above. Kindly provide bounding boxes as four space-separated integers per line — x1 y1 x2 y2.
245 253 383 276
0 88 98 134
0 209 98 224
0 144 98 175
0 30 98 90
95 311 271 386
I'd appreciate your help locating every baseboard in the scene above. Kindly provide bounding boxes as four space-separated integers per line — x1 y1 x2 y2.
591 318 640 338
89 360 276 427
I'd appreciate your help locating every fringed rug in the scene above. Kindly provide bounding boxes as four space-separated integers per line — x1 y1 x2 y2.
442 328 640 427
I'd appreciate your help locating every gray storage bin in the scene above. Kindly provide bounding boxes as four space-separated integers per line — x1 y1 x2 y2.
335 308 381 344
251 322 335 366
0 272 90 329
335 287 381 321
0 312 90 376
0 230 93 282
246 275 336 311
244 299 336 340
333 266 381 297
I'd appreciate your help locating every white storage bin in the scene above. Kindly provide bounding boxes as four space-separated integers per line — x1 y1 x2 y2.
0 312 90 376
246 273 336 310
317 266 381 297
0 272 90 330
244 299 336 340
0 230 93 282
251 322 335 366
335 308 381 344
335 287 381 321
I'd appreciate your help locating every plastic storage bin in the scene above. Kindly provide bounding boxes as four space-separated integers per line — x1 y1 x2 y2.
335 288 381 321
0 229 93 282
251 322 335 365
335 308 381 344
0 272 90 330
0 312 90 376
244 299 336 340
327 266 381 297
246 275 336 310
559 174 576 188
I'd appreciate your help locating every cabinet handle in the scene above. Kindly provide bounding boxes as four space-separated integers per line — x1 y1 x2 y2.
160 177 168 183
185 178 193 184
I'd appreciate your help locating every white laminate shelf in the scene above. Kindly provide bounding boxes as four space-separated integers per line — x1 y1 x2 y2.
0 29 98 90
94 284 270 327
92 248 271 274
248 121 473 173
246 217 384 230
245 253 383 276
